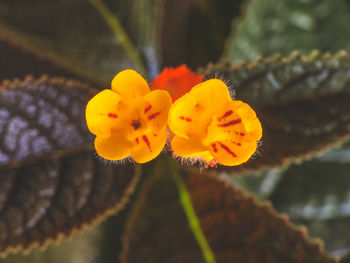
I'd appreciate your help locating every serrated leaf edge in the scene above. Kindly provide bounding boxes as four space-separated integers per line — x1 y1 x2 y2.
201 50 350 75
205 172 339 262
0 165 142 258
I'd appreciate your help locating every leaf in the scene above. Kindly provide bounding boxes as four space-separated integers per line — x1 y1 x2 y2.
0 224 100 263
0 0 159 83
0 77 141 256
120 164 203 263
121 168 336 263
199 52 350 173
0 76 94 166
269 161 350 254
202 51 350 105
316 141 350 163
223 0 350 62
0 153 141 257
0 40 83 82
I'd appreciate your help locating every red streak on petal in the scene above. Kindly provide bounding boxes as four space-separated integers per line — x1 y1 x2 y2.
237 142 242 146
218 110 233 121
211 143 218 153
107 113 118 118
219 142 237 158
144 104 152 113
240 132 245 136
142 135 152 152
153 133 158 137
179 116 192 122
148 112 161 120
135 137 139 144
218 119 242 127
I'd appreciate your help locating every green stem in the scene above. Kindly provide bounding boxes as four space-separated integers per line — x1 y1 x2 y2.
89 0 146 73
170 165 216 263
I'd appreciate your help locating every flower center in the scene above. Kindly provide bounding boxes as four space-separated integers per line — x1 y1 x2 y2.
132 119 142 130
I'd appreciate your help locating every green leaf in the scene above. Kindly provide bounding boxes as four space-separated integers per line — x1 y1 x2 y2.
0 77 141 256
199 52 350 173
0 225 101 263
0 0 159 83
269 161 350 255
202 51 350 105
0 40 83 82
223 0 350 62
121 168 336 263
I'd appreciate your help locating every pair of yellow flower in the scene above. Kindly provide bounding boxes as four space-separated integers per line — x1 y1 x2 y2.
85 69 262 166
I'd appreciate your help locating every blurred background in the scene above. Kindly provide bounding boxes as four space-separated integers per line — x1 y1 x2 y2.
1 0 350 262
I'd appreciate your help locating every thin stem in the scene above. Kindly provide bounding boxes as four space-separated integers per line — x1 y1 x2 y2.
170 165 216 263
90 0 146 73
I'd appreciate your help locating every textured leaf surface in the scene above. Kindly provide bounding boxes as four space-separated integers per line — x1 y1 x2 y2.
199 53 350 173
0 77 141 256
269 161 350 255
0 77 93 166
202 52 350 105
0 152 140 256
0 0 159 83
223 0 350 62
121 169 336 263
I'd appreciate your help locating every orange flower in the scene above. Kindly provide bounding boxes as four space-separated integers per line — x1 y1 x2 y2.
168 79 262 166
85 70 172 163
151 65 204 101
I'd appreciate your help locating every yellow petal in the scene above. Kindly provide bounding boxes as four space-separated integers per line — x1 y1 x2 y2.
131 129 168 163
205 101 245 145
141 90 172 130
111 69 150 99
236 101 262 141
85 89 125 137
168 78 262 167
94 130 132 160
210 140 258 166
189 79 232 109
168 79 232 139
206 100 261 165
171 136 213 161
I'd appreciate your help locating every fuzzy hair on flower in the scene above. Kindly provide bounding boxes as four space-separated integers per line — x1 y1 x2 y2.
168 78 262 166
85 70 172 163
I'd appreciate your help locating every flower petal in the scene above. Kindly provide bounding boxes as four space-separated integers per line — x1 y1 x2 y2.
131 129 168 163
206 100 261 165
111 69 149 99
94 131 132 160
151 65 204 101
85 89 124 138
210 140 258 166
205 100 262 144
168 78 262 166
236 101 263 142
141 90 172 130
168 79 232 139
171 136 213 161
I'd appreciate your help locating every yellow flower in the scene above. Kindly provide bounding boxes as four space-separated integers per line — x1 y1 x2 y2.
168 79 262 166
85 70 172 163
